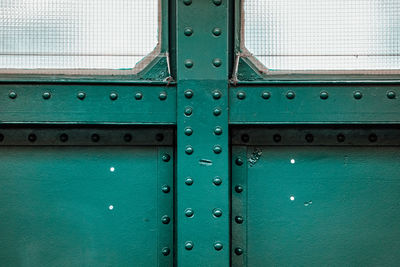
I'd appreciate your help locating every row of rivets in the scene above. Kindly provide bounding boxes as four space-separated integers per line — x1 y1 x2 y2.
7 91 167 101
184 59 223 68
234 158 245 257
183 241 224 251
237 90 397 100
161 153 172 257
183 176 223 187
239 133 379 143
0 133 165 143
184 27 222 37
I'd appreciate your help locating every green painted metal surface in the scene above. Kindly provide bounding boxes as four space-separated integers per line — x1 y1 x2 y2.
0 145 173 266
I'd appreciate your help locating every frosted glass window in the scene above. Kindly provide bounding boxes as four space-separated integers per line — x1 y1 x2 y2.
0 0 159 70
243 0 400 71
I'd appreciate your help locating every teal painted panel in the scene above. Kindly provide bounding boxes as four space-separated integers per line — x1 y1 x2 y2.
0 146 173 266
233 146 400 266
0 84 176 124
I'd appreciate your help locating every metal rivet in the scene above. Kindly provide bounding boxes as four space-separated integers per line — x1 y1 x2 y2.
110 92 118 100
305 134 314 143
91 134 100 143
212 28 222 36
156 133 164 142
214 242 223 251
337 133 345 143
235 158 243 166
212 90 222 99
77 92 86 100
124 133 132 142
286 91 295 100
60 133 68 142
354 91 362 100
213 177 222 186
184 107 193 116
213 0 222 6
28 133 37 143
162 247 170 256
213 208 222 217
185 59 194 68
185 177 193 185
235 185 243 193
214 126 223 135
0 134 4 142
161 215 170 224
261 91 271 99
42 92 51 100
184 127 193 136
387 91 396 99
241 134 250 143
184 27 193 36
185 241 194 250
235 216 244 224
185 146 194 155
162 153 171 162
369 133 378 143
185 208 194 217
320 91 329 100
9 91 17 99
184 89 194 98
213 145 222 154
213 108 222 116
161 185 170 193
135 92 143 100
183 0 192 5
237 91 246 100
235 247 244 255
273 134 282 143
213 58 222 67
159 91 168 100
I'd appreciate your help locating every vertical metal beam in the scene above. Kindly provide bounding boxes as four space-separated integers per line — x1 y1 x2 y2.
176 0 230 266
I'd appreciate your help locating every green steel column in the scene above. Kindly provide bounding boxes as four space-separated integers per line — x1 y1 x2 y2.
176 0 230 266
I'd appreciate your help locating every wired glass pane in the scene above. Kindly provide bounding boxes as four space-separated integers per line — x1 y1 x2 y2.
243 0 400 71
0 0 158 70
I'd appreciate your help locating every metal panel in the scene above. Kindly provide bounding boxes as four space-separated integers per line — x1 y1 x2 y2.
231 128 400 266
176 0 230 266
0 128 173 266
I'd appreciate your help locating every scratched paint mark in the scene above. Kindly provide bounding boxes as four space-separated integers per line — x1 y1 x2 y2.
199 159 213 166
248 147 262 167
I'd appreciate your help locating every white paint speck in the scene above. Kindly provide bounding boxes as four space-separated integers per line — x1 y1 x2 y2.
290 196 295 201
290 159 295 164
110 167 115 172
109 205 114 210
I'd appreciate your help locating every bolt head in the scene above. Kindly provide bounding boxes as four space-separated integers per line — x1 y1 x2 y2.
159 91 168 100
185 146 194 155
110 92 118 100
235 247 244 255
91 134 100 142
185 59 194 68
214 242 223 251
212 28 222 36
161 215 170 224
59 133 68 142
214 126 223 135
261 91 271 99
184 107 193 116
235 185 243 193
185 208 194 217
161 185 170 193
213 0 222 6
213 58 222 67
9 91 17 99
28 133 37 142
212 90 222 99
213 208 222 217
184 27 193 36
162 153 171 162
77 92 86 100
320 91 329 100
354 91 362 100
235 216 244 224
237 91 246 100
135 92 143 100
337 133 345 143
273 134 282 143
369 133 378 143
241 134 250 143
184 127 193 136
387 91 396 99
124 133 132 142
185 241 194 250
213 177 222 186
286 91 295 100
235 158 244 166
185 177 193 185
162 247 170 256
42 92 51 100
184 89 194 98
305 134 314 143
213 108 222 116
213 145 222 154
